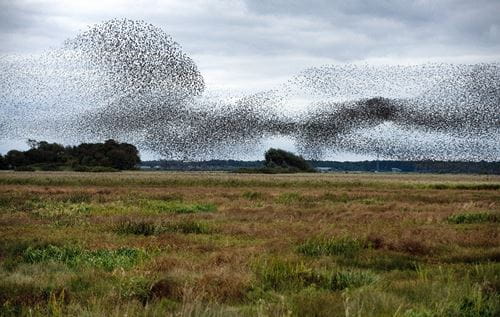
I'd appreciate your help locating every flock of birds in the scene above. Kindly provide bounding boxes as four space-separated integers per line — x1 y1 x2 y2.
1 19 499 161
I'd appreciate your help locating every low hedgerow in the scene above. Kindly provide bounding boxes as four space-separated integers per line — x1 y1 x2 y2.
253 258 377 292
22 245 146 271
116 220 212 235
446 212 498 224
298 236 368 257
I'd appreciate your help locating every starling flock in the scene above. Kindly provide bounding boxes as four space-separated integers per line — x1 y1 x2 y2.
0 19 499 161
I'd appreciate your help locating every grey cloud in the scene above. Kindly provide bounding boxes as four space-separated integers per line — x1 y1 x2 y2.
0 0 499 91
243 0 500 57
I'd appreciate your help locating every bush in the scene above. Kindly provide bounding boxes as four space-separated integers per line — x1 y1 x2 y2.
264 148 314 172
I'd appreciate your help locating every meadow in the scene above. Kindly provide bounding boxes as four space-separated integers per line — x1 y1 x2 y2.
0 171 499 316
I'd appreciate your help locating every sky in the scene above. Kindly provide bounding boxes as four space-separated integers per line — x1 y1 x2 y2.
1 0 499 93
0 0 499 160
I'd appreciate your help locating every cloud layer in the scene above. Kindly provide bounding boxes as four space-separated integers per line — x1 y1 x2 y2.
1 0 499 91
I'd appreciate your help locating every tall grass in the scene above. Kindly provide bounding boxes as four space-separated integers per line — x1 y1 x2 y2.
297 236 367 257
446 212 498 224
22 245 146 271
1 172 499 316
115 220 213 235
141 200 217 213
254 258 378 292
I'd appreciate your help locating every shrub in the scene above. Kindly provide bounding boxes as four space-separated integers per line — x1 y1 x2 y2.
264 148 314 172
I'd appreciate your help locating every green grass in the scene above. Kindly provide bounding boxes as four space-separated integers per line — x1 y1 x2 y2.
254 258 378 292
446 212 498 224
141 200 217 214
242 191 265 200
115 220 213 235
275 192 302 204
21 245 146 271
0 172 499 316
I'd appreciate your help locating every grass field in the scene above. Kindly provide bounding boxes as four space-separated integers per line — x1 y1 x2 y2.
0 171 499 316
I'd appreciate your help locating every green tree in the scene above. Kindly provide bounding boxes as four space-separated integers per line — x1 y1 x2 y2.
264 148 313 172
0 154 8 170
5 150 27 168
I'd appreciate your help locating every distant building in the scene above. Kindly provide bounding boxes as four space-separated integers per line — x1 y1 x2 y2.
316 167 332 173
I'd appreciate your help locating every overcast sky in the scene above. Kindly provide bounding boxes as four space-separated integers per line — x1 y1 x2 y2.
1 0 499 92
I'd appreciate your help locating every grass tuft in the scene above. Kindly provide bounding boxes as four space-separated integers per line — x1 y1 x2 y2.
141 200 217 213
242 191 264 200
275 192 302 204
22 245 146 271
298 236 367 257
446 212 498 224
254 258 377 291
116 220 212 235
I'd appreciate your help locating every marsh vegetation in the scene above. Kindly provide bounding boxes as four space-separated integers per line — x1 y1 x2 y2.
0 171 498 316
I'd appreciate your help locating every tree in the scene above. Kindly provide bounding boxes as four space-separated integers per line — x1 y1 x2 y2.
2 139 140 171
5 150 27 168
25 141 66 164
69 139 140 170
0 154 8 170
27 139 39 149
264 148 313 172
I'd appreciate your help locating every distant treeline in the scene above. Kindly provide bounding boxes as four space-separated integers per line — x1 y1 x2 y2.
0 140 140 171
140 159 500 174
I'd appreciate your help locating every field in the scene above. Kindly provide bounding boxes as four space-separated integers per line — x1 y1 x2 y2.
0 171 499 316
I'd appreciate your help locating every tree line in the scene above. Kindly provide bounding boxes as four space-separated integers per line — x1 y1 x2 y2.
0 139 140 171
